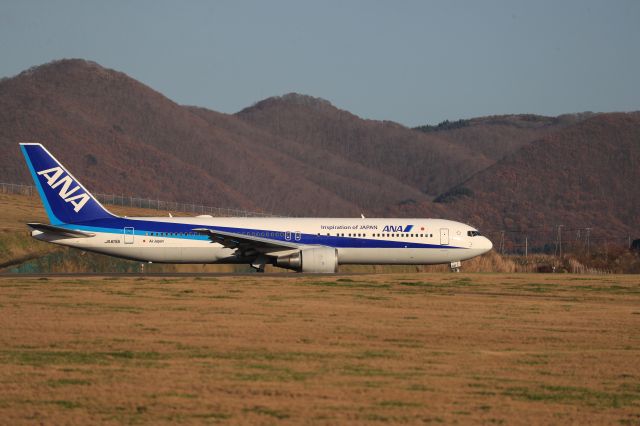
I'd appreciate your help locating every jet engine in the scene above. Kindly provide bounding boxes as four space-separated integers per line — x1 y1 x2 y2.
275 247 338 273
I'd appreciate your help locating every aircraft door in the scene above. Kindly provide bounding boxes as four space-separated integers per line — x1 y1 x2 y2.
295 231 301 241
440 228 449 245
124 227 135 244
285 231 291 241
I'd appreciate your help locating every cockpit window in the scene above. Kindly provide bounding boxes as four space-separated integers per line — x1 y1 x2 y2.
467 230 481 237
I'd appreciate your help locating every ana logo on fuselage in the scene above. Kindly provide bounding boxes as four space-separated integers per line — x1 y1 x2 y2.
383 225 414 233
37 167 90 213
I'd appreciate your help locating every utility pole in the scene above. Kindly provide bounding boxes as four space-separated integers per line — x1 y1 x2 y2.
525 236 528 258
585 227 591 256
499 231 505 255
557 225 564 258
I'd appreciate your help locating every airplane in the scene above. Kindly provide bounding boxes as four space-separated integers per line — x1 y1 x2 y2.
20 143 492 273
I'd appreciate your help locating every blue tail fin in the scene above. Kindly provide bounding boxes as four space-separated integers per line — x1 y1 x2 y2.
20 143 116 225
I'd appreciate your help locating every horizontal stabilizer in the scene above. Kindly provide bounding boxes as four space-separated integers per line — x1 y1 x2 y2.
27 223 95 238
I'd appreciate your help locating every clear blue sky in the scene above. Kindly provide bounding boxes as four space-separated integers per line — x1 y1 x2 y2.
1 0 638 126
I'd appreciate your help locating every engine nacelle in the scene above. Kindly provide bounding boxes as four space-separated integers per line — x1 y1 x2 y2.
275 247 338 273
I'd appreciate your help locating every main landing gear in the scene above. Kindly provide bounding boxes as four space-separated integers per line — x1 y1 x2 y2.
450 261 461 273
251 255 268 273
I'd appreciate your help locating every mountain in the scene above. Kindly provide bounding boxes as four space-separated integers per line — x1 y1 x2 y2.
236 93 489 197
0 60 426 216
0 60 255 210
0 59 637 242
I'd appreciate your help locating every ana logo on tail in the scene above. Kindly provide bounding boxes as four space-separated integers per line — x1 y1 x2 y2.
37 166 90 213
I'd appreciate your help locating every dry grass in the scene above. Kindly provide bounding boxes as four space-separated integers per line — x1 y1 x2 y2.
0 273 639 424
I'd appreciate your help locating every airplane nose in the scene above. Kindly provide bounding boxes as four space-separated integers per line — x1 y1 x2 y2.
482 237 493 252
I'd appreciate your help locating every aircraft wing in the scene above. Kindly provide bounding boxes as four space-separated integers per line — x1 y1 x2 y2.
28 223 95 238
191 228 304 254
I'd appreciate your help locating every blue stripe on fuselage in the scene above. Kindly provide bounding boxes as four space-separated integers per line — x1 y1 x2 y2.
54 217 465 250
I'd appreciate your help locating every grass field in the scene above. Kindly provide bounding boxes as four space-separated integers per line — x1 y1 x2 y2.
0 273 639 424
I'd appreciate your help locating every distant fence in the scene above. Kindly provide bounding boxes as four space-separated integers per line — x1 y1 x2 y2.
0 182 277 218
482 227 635 257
